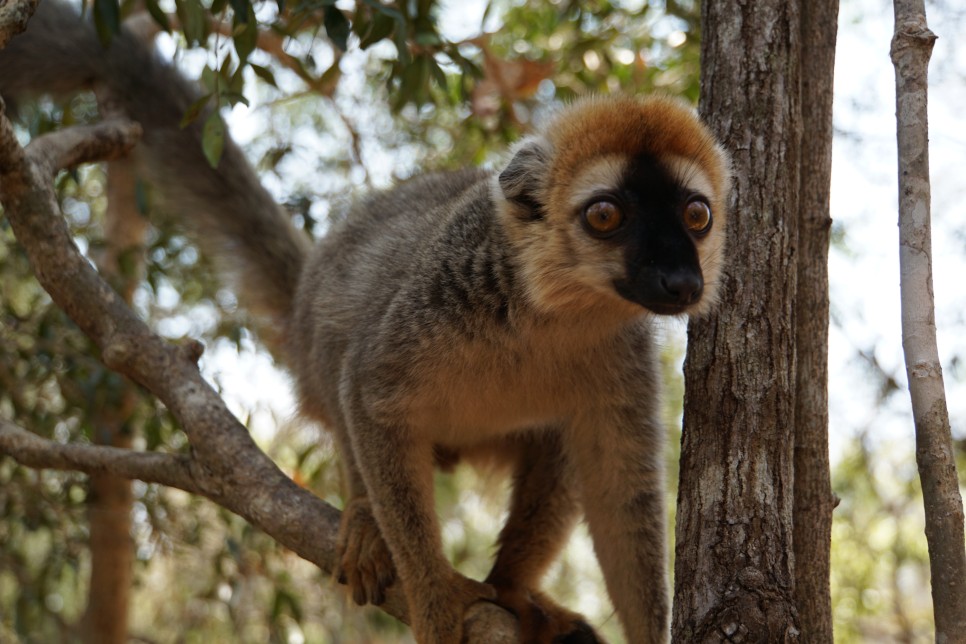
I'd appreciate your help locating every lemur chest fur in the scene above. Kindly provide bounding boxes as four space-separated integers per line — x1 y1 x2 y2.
366 309 654 446
294 177 661 439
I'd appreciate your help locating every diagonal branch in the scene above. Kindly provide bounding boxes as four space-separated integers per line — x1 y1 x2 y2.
0 94 372 608
0 97 519 642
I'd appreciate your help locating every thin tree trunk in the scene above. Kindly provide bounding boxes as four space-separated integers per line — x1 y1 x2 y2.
82 133 147 644
673 1 803 641
793 0 839 640
890 2 966 641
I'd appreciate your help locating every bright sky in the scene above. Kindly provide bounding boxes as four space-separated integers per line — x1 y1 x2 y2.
826 0 965 458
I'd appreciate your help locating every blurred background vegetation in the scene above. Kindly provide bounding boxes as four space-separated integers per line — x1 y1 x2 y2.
0 0 963 642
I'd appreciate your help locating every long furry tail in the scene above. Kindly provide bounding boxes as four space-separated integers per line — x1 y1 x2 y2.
0 1 310 351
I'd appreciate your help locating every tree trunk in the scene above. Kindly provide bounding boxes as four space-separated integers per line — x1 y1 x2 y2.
793 0 839 641
673 1 803 641
82 142 146 644
890 2 966 641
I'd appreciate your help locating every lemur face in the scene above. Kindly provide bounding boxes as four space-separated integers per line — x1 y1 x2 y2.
498 96 730 317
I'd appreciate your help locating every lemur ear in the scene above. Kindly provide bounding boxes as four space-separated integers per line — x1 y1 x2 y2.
498 136 551 219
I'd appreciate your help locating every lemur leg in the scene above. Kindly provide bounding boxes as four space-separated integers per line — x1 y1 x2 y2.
486 432 600 644
343 404 495 644
569 406 670 644
331 427 396 606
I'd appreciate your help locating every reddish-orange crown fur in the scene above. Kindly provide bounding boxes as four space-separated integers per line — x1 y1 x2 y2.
542 95 730 226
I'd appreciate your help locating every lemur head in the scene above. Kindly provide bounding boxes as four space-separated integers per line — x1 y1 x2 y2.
496 95 731 318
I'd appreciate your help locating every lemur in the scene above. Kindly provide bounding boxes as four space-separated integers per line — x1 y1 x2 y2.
0 5 730 642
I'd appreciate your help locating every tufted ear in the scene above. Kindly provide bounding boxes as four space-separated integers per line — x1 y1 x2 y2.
498 136 551 220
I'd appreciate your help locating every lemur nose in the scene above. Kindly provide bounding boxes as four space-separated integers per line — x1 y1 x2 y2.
661 272 703 304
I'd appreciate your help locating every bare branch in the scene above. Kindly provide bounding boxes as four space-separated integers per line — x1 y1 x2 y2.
0 97 521 643
0 419 203 493
28 119 143 177
0 93 350 597
0 0 38 49
891 1 966 640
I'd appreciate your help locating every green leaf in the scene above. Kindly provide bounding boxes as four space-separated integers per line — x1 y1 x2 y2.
414 29 441 46
393 56 430 109
359 12 394 49
93 0 121 46
219 55 234 79
228 64 246 96
179 93 213 128
250 63 278 87
200 65 218 93
233 12 258 64
175 0 207 45
202 112 226 168
220 92 250 108
393 22 411 64
144 0 171 32
323 6 350 51
228 0 249 21
360 0 404 22
428 57 447 91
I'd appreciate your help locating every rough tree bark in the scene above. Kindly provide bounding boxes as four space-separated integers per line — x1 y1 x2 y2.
793 0 839 640
890 2 966 641
673 1 803 641
0 0 38 48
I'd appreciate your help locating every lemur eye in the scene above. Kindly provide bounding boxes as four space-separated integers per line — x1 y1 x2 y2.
583 201 624 236
683 199 712 235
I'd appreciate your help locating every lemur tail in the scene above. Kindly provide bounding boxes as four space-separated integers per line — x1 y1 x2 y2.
0 1 311 353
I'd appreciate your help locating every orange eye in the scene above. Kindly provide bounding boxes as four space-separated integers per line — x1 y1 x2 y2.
583 201 624 235
683 199 712 235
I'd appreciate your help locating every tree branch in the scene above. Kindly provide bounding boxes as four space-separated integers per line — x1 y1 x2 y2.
0 92 359 603
29 119 144 178
0 95 520 643
0 419 203 493
0 0 38 48
891 2 966 640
